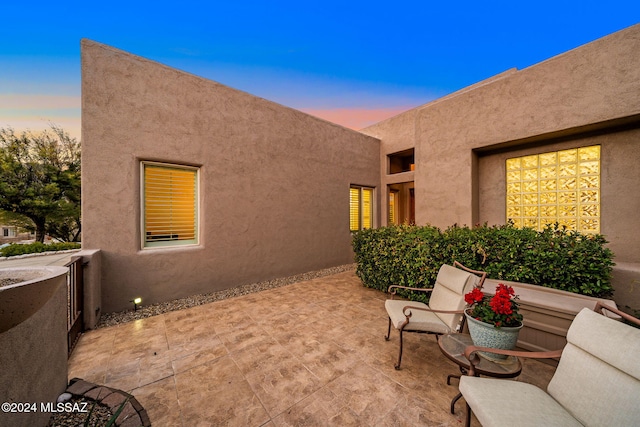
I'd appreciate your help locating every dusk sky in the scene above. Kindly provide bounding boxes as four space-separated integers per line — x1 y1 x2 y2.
1 1 638 139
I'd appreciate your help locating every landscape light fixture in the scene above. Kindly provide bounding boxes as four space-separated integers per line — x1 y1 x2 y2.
132 297 142 311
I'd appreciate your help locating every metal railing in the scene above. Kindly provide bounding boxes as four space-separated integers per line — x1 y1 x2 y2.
66 256 84 356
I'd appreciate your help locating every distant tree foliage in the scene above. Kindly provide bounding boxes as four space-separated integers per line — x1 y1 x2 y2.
0 125 81 243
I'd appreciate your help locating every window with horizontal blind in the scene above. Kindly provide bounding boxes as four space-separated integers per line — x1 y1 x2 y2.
142 162 199 248
350 186 374 231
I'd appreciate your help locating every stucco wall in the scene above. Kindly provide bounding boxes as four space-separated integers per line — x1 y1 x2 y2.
81 40 380 313
361 24 640 309
0 270 68 427
477 127 640 263
364 23 640 229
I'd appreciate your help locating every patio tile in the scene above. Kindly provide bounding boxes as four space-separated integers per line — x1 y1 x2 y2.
276 329 360 383
170 338 228 374
175 356 270 426
230 335 295 375
68 270 555 426
67 329 114 385
254 311 305 336
132 376 183 426
243 353 324 417
275 363 413 426
217 320 270 353
104 351 174 392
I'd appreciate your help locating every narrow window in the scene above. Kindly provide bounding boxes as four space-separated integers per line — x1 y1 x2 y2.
350 186 374 231
142 162 199 248
389 190 398 225
506 145 600 233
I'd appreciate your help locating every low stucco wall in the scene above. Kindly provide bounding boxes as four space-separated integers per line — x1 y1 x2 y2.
483 278 619 352
0 268 68 427
611 263 640 314
75 250 101 329
81 40 380 312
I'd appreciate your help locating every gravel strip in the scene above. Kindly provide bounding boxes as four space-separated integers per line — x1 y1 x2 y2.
97 264 356 328
48 396 113 426
0 278 22 288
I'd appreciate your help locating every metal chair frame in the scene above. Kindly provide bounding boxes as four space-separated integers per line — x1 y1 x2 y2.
384 261 487 369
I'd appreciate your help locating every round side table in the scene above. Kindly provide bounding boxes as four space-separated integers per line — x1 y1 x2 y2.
438 333 522 414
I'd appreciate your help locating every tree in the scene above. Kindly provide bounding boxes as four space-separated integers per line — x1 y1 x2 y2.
0 125 81 243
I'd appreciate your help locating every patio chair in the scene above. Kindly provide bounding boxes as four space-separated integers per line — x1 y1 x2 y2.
385 261 487 369
459 305 640 427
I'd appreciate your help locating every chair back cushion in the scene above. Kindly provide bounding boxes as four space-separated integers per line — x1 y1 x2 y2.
547 308 640 427
429 264 481 330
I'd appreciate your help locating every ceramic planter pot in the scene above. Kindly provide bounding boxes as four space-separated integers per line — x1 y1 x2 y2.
465 309 523 361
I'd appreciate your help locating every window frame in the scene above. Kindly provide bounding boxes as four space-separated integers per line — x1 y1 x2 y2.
505 145 600 234
350 185 375 232
140 161 200 249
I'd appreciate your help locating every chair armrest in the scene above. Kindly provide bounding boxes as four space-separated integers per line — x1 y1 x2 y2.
463 345 563 376
400 306 468 333
594 302 640 326
387 285 434 300
402 306 464 317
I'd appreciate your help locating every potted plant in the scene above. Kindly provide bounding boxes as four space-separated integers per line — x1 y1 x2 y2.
464 284 524 361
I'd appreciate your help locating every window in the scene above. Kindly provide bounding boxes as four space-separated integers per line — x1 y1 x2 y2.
387 182 415 226
389 190 398 225
506 145 600 233
142 162 199 248
388 149 415 174
350 186 374 231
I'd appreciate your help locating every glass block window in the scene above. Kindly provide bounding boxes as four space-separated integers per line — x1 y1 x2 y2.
506 145 600 233
350 186 374 231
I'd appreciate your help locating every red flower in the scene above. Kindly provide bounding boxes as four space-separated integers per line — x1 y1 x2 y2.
464 283 522 328
496 284 515 298
490 294 513 315
464 287 484 305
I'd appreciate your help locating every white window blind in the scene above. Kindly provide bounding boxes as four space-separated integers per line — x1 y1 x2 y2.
143 163 198 247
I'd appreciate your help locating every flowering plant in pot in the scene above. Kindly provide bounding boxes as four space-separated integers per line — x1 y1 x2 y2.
464 284 523 360
464 284 523 328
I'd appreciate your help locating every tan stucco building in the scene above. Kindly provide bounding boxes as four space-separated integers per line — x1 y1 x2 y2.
82 24 640 319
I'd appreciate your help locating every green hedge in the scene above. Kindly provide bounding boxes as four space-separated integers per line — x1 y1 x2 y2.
0 242 81 257
352 223 615 299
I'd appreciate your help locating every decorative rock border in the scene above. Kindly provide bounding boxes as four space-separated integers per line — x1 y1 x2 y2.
63 378 151 427
97 263 357 328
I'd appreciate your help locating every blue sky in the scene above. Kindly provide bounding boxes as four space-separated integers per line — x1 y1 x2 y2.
0 1 638 138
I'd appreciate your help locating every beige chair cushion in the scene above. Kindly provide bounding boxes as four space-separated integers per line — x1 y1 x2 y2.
385 264 480 334
547 308 640 427
385 299 451 334
429 264 480 330
459 376 583 427
461 308 640 427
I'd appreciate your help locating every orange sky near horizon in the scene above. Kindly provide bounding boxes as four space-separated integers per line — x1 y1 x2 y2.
0 94 82 139
2 2 637 144
1 92 412 139
300 107 413 131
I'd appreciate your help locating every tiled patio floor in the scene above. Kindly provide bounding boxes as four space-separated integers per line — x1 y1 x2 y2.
68 270 556 426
